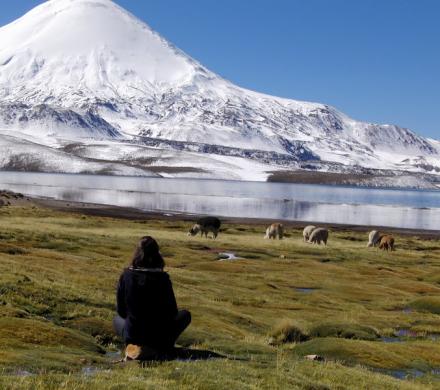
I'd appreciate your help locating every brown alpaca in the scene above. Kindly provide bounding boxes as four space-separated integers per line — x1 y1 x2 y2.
379 235 395 251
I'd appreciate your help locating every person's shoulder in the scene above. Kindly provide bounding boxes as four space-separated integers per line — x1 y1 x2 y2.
121 267 130 275
153 270 171 284
125 267 169 278
154 270 170 279
120 267 132 279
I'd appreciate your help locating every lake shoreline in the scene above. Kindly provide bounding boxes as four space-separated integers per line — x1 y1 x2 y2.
1 169 440 191
31 195 440 238
1 171 440 230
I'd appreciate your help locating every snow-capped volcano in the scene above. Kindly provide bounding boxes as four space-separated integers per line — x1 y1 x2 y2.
0 0 202 88
0 0 439 183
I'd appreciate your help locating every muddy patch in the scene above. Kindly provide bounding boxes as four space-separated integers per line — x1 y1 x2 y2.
14 370 34 377
106 350 122 360
82 366 110 376
380 336 403 343
397 328 440 340
381 328 440 343
378 368 440 380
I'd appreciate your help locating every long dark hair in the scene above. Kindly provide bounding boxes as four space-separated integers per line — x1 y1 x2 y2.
131 236 165 269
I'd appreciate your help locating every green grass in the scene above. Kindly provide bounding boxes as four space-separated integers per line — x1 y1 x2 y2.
308 322 380 341
409 297 440 315
0 205 440 389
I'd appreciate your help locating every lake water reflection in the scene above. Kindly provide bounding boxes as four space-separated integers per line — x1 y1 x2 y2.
0 172 439 231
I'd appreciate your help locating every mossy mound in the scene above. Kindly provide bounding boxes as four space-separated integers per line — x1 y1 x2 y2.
269 319 309 344
292 338 438 370
66 317 116 345
408 297 440 314
0 317 101 352
308 323 380 341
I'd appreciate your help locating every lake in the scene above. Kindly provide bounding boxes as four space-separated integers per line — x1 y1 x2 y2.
0 171 439 231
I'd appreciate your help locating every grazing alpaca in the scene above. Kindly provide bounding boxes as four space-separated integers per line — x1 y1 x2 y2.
264 223 284 240
303 225 316 242
308 228 329 245
367 230 381 247
379 235 395 251
188 216 221 239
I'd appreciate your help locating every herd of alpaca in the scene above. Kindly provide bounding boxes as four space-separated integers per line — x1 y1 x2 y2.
188 217 395 251
260 224 394 251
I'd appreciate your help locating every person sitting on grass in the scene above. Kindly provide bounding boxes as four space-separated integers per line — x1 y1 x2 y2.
113 236 191 358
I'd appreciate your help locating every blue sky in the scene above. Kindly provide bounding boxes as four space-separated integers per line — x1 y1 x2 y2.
1 0 439 139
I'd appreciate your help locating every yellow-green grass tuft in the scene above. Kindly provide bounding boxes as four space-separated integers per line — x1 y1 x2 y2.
409 297 440 314
308 322 380 341
269 319 309 344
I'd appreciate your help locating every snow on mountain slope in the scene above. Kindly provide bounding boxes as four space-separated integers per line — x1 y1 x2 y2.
0 132 158 176
0 102 121 139
0 0 438 181
53 141 278 180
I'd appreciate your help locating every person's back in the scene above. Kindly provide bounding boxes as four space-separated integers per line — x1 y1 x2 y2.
113 236 191 354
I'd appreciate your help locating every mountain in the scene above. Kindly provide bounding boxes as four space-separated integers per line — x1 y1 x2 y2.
0 0 439 185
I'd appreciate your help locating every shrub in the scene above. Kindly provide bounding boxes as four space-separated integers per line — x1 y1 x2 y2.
269 319 308 344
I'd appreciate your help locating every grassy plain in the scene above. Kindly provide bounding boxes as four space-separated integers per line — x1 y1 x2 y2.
0 203 440 389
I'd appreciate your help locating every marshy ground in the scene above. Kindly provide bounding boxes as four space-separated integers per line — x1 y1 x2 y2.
0 202 440 389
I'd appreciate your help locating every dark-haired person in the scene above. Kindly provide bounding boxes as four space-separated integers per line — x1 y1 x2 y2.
113 236 191 355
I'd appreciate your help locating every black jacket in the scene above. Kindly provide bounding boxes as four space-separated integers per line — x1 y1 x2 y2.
117 267 178 346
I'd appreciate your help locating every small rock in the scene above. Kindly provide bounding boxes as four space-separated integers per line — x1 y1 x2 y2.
279 254 286 259
305 354 324 361
15 370 33 377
